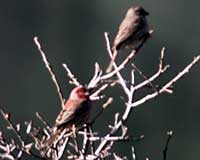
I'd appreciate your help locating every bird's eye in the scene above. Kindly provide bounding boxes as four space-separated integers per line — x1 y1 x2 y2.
77 88 88 99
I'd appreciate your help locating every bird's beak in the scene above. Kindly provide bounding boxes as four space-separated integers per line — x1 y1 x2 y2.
88 88 94 93
84 85 94 93
144 10 149 16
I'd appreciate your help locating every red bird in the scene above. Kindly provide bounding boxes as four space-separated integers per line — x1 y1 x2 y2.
45 86 92 147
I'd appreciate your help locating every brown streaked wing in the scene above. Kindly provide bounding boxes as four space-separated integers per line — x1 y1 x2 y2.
114 17 139 49
55 109 75 128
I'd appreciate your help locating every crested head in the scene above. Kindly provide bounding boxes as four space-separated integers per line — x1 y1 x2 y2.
127 6 149 17
69 86 89 101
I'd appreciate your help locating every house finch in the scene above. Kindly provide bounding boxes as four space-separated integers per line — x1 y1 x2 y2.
106 6 150 73
44 86 92 147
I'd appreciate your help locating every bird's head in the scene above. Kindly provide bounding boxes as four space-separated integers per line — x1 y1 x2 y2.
69 86 90 101
134 6 149 16
127 6 149 17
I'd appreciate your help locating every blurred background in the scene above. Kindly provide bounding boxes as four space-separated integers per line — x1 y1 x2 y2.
0 0 199 159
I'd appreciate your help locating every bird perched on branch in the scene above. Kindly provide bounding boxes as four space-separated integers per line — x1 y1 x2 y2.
44 86 92 147
106 6 151 73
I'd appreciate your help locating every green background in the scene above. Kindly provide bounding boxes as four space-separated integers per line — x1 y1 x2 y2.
0 0 199 159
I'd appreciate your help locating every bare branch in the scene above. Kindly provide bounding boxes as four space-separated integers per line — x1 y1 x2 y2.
33 36 64 108
101 51 135 80
104 32 131 95
163 131 173 160
35 112 51 132
134 47 170 91
0 109 25 147
131 55 200 108
131 146 136 160
88 63 102 89
62 63 81 87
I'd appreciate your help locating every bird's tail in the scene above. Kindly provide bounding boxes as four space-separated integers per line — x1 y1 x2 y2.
44 130 61 147
40 128 70 159
42 127 70 148
106 49 118 73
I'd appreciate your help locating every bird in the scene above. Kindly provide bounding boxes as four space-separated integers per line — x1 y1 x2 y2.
106 6 151 73
44 86 92 147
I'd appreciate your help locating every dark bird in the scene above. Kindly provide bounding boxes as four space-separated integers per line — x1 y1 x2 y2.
106 6 151 73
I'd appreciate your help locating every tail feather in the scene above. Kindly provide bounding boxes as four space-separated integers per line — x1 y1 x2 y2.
43 127 70 148
41 128 70 159
44 130 61 147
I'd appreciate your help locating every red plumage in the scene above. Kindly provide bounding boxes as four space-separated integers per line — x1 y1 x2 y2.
45 86 92 147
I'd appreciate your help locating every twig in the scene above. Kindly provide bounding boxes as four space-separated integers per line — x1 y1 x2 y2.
131 146 136 160
88 50 134 96
104 32 130 95
131 55 200 108
132 63 157 92
84 135 144 142
0 109 25 147
90 97 113 125
102 52 135 80
88 63 102 89
88 126 96 155
163 131 173 160
82 127 90 156
35 112 51 132
134 47 170 91
89 84 108 101
62 64 80 87
33 37 65 108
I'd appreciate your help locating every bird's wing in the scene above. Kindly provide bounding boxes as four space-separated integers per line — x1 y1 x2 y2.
54 99 81 128
113 17 143 50
55 109 75 127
